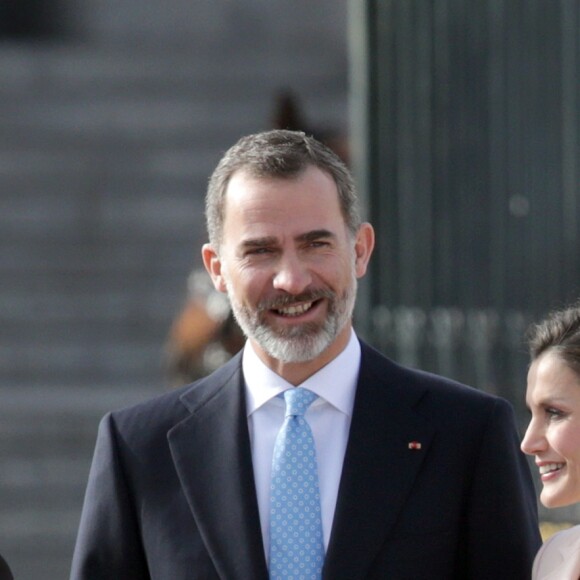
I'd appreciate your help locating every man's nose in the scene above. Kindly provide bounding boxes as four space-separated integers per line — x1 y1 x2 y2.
272 253 312 295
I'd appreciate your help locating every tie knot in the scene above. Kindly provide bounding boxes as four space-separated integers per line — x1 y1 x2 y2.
283 388 318 417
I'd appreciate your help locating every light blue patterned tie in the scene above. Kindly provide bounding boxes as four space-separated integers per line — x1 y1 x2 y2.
269 388 324 580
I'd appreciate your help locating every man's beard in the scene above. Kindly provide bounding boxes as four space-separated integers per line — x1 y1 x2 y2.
225 273 357 363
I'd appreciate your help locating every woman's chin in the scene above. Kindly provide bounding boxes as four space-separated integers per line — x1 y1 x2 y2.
541 492 577 510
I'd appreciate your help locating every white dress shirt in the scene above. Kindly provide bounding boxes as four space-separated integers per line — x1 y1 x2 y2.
243 329 361 562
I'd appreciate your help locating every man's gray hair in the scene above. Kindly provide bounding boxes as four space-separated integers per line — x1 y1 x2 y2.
205 129 361 249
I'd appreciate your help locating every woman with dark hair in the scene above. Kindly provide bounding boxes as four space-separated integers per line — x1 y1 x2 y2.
521 301 580 579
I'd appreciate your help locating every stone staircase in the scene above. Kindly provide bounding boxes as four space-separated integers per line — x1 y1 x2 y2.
0 384 159 578
0 3 348 576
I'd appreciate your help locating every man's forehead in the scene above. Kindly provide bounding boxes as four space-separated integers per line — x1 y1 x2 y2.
220 165 346 245
224 170 340 211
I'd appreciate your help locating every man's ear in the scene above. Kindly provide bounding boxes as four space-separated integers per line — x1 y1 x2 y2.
201 243 228 293
353 222 375 278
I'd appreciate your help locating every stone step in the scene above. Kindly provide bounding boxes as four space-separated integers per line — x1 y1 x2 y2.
80 0 347 51
0 342 169 386
0 383 161 579
0 527 77 580
0 192 205 240
0 287 183 324
0 236 197 274
0 383 162 412
0 43 347 151
0 42 346 95
0 144 218 177
1 462 89 505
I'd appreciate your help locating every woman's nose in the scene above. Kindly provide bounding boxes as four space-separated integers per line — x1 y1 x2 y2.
520 420 545 456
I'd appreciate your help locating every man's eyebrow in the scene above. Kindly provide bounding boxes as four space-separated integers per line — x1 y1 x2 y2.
297 229 336 243
240 236 278 249
240 230 336 249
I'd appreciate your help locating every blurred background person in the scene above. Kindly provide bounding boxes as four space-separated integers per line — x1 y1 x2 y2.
165 268 244 384
271 89 350 166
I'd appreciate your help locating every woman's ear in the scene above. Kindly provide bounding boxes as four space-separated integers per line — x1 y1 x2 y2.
201 243 228 293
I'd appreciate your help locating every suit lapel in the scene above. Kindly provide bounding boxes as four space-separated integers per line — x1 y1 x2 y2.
167 358 268 580
324 344 435 579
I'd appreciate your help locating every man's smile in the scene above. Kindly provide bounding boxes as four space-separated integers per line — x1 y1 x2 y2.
273 301 316 317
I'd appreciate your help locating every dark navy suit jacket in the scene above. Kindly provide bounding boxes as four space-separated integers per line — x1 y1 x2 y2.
71 340 541 579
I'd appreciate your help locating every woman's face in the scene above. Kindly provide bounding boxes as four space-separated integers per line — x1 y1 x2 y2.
521 351 580 508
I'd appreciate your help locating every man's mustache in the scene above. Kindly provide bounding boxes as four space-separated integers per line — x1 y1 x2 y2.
257 289 335 312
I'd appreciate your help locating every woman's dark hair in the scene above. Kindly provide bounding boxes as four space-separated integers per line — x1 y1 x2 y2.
527 300 580 374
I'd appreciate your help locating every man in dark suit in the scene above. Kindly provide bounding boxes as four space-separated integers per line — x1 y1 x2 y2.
71 130 541 579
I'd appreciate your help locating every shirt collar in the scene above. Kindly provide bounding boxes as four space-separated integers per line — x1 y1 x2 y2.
243 329 361 417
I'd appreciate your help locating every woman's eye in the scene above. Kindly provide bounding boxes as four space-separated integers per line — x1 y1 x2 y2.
546 407 565 420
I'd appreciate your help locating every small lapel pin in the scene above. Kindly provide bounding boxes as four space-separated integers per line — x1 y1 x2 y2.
408 441 422 450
